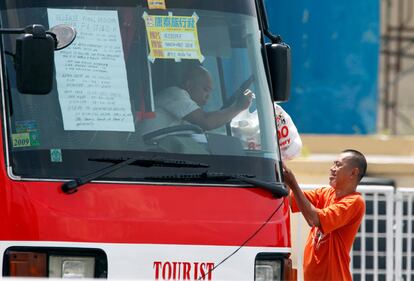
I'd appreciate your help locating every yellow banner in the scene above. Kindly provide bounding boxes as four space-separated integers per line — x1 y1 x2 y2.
143 12 204 62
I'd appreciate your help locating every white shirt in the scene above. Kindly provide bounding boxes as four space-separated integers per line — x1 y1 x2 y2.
140 86 200 135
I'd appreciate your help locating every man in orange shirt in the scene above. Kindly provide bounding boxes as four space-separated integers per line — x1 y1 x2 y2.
283 149 367 281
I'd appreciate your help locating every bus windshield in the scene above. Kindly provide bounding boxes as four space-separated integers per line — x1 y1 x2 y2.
1 0 281 183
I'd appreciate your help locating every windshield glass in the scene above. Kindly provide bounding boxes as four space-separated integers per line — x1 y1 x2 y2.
0 0 280 183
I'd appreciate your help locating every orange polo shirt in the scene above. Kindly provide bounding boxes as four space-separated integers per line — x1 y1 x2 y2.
291 187 365 281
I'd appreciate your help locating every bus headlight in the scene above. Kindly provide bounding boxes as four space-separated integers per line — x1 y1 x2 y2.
255 253 296 281
255 260 282 281
3 247 107 278
49 256 95 278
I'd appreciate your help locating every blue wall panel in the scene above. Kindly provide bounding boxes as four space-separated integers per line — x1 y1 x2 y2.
265 1 380 134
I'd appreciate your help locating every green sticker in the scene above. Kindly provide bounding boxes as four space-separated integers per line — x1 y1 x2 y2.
50 149 63 163
29 131 40 146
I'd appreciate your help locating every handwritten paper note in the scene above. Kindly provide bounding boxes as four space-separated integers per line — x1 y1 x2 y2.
143 12 204 62
48 9 134 131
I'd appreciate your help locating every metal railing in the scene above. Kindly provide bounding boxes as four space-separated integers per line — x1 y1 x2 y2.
395 188 414 281
352 185 394 281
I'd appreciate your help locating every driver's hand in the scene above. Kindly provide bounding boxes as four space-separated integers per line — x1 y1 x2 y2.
233 89 254 111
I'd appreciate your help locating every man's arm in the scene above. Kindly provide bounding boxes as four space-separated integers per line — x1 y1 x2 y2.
184 106 241 131
283 163 321 227
184 90 253 131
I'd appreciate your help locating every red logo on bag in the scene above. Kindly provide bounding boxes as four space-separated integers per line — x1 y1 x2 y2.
277 125 289 139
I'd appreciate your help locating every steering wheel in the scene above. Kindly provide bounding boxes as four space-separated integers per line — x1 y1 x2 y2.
142 124 204 144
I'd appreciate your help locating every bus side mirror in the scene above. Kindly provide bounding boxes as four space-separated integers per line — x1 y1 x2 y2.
15 25 55 95
265 42 291 102
0 24 76 95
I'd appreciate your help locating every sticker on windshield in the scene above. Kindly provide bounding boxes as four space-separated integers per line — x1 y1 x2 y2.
12 120 40 148
50 149 63 163
143 12 204 63
12 133 40 148
148 0 166 10
47 9 135 132
16 120 38 133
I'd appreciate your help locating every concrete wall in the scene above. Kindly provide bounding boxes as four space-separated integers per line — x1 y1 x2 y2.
288 134 414 187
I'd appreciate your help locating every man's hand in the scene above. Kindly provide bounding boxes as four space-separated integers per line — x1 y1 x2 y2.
283 162 321 227
233 89 254 111
185 89 253 131
282 163 298 191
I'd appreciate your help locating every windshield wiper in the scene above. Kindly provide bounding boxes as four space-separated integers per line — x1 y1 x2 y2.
61 157 209 194
146 172 288 198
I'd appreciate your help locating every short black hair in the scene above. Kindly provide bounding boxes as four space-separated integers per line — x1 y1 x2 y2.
342 149 367 181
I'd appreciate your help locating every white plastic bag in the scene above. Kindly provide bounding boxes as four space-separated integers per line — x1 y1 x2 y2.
230 109 261 150
230 103 302 159
274 103 302 160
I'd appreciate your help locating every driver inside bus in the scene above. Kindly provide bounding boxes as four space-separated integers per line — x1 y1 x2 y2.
140 64 254 136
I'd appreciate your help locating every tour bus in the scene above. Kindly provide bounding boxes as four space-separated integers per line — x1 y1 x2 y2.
0 0 294 280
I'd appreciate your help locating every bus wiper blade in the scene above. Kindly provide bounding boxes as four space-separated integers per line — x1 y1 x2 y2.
146 172 288 198
88 157 209 168
61 157 209 194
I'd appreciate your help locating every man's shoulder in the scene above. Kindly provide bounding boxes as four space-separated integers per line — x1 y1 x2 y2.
315 186 364 201
310 186 333 195
343 190 365 201
338 191 366 214
156 86 193 105
158 86 188 98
